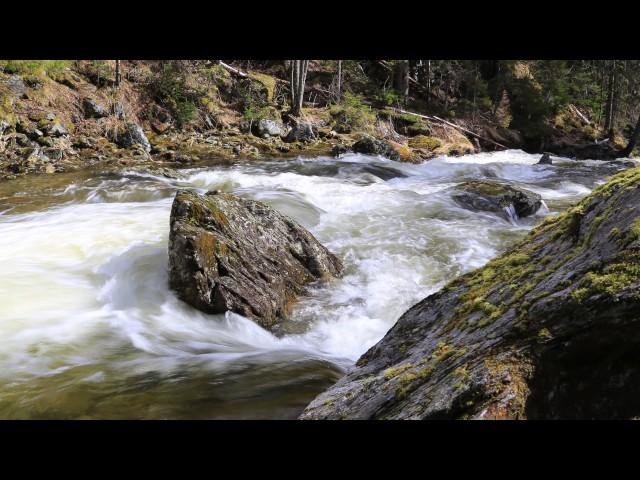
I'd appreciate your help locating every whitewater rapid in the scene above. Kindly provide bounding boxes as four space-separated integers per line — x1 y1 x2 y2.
0 150 632 418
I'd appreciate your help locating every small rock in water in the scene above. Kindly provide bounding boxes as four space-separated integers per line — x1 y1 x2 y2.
331 144 351 157
352 135 400 161
448 180 542 220
538 152 553 165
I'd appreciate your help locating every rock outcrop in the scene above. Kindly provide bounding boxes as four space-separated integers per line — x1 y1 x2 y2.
82 98 109 119
254 119 285 138
116 123 151 152
449 181 542 220
284 121 316 143
168 190 342 329
300 166 640 419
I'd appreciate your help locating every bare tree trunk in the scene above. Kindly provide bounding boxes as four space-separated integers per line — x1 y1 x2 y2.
426 59 431 101
337 60 342 102
290 60 309 116
115 60 121 88
393 60 410 104
605 60 617 137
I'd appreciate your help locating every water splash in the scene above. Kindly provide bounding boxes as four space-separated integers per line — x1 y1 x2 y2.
503 203 519 225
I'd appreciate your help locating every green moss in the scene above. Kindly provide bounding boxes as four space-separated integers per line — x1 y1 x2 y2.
408 135 442 151
395 372 419 399
537 328 553 343
629 218 640 242
430 342 455 362
452 365 470 390
609 227 621 240
416 364 435 380
248 72 276 103
383 363 413 380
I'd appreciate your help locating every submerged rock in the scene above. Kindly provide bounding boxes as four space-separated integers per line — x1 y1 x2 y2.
300 166 640 419
168 190 342 329
449 181 542 220
331 144 351 157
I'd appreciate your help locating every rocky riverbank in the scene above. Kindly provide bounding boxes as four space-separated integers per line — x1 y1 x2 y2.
5 60 630 184
300 166 640 419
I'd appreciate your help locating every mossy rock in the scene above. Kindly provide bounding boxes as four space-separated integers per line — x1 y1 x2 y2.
408 135 442 151
248 73 277 104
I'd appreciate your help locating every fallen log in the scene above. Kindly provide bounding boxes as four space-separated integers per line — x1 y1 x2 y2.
387 106 508 150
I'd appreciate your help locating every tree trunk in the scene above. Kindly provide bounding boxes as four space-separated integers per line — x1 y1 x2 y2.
393 60 410 104
621 111 640 157
337 60 342 102
115 60 121 88
605 60 617 137
290 60 309 116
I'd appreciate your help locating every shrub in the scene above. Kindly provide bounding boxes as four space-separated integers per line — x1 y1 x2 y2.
149 62 197 127
233 77 271 121
373 88 402 107
329 93 376 133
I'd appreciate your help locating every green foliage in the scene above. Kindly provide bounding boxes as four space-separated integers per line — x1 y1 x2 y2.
0 60 70 76
149 62 197 127
329 93 376 133
504 76 553 140
373 88 402 106
242 104 272 122
233 77 271 122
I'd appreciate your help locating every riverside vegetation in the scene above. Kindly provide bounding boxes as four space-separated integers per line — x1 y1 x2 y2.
2 60 640 182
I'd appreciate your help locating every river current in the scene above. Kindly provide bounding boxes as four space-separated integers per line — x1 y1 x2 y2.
0 150 632 418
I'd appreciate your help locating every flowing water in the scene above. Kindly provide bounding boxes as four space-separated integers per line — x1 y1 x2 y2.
0 150 633 419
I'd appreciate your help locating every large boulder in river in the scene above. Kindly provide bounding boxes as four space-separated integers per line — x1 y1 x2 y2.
168 190 342 329
300 166 640 419
449 181 542 220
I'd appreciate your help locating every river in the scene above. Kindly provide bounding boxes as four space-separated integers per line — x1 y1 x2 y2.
0 150 632 419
